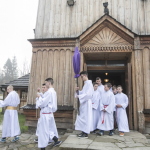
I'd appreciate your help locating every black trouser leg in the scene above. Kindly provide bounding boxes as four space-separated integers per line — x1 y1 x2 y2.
41 148 45 150
52 136 58 143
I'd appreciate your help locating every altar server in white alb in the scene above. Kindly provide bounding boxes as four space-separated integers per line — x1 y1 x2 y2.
115 85 129 136
97 83 115 136
96 77 104 95
0 85 20 143
75 71 94 139
91 82 101 133
34 83 49 143
36 78 61 150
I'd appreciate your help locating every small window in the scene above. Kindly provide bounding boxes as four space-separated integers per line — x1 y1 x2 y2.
86 60 105 66
107 60 127 66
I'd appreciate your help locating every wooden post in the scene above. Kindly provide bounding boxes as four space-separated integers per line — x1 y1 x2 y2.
58 49 65 106
143 48 150 109
135 49 145 132
64 49 71 106
132 51 138 130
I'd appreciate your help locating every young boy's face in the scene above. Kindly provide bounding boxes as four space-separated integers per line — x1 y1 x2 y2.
42 86 46 93
113 89 117 94
94 84 98 91
117 87 122 93
96 79 101 86
80 74 87 81
104 85 110 91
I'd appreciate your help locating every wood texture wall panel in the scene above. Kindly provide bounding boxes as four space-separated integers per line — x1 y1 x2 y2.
125 0 131 29
65 4 70 37
143 48 150 109
138 0 145 35
27 52 37 104
118 0 125 25
131 0 138 34
54 0 60 37
40 50 48 85
53 50 59 94
57 49 65 105
145 1 150 34
48 0 55 37
35 0 46 38
43 0 51 38
60 0 66 37
64 50 71 105
47 50 54 78
35 0 150 38
112 0 118 20
71 2 76 37
33 50 43 104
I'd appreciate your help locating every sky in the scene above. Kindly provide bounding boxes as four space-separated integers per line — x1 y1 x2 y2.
0 0 38 75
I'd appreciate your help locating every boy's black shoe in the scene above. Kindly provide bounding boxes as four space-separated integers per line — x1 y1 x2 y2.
78 132 84 137
53 140 62 147
109 130 114 136
93 130 97 134
98 130 104 136
78 133 88 139
34 139 38 143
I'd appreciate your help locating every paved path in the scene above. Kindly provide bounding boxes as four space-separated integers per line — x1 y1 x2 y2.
0 130 150 150
60 130 150 150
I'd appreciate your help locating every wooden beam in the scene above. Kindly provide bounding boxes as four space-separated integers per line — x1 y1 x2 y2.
132 51 138 130
87 66 126 70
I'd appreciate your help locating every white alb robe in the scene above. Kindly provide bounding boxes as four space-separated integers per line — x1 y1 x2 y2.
97 84 104 95
0 91 20 137
110 87 113 92
91 90 100 131
115 93 129 132
75 80 94 134
97 90 115 131
36 88 58 148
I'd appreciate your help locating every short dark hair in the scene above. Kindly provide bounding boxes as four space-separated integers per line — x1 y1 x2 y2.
42 83 45 86
105 83 111 88
112 85 117 90
45 78 54 85
117 85 123 89
80 71 88 77
93 82 98 86
96 77 101 81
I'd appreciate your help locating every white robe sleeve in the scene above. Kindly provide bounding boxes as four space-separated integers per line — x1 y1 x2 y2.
121 95 128 109
75 90 83 98
105 94 115 114
36 92 44 109
38 92 52 108
51 91 57 112
78 87 93 104
92 93 100 110
0 94 11 107
99 96 104 111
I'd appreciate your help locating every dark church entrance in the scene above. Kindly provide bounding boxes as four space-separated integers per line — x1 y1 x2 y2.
88 70 126 93
83 52 133 129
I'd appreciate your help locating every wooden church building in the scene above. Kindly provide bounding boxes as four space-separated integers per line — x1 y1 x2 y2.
22 0 150 133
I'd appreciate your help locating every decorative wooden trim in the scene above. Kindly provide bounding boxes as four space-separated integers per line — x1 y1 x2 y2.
81 46 133 53
29 39 76 48
80 20 134 47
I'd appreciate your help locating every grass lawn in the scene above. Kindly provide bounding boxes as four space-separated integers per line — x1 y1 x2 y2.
0 109 28 133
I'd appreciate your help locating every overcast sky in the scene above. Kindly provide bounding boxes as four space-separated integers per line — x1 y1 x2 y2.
0 0 38 75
